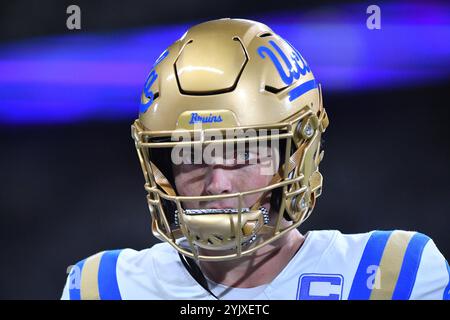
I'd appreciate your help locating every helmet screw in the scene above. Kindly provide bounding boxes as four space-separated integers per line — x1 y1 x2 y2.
300 197 307 209
303 123 314 138
292 196 307 212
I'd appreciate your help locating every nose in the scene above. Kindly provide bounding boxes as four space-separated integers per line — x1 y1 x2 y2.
205 166 233 195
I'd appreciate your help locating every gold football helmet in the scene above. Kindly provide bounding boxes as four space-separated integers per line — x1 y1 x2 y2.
131 18 329 261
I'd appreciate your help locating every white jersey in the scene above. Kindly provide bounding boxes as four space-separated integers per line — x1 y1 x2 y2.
61 230 449 300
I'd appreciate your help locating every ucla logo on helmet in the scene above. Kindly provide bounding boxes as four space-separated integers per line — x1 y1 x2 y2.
140 49 170 114
257 39 316 102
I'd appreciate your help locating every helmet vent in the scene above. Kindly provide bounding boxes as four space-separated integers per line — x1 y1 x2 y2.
258 32 273 38
264 85 287 94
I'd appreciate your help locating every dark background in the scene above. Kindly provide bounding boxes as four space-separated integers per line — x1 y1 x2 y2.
0 0 449 299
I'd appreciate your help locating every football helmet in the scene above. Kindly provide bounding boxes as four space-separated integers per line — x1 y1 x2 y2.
131 18 329 261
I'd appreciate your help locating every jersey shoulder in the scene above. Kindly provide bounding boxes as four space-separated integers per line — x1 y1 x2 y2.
61 248 127 300
335 229 449 300
61 242 195 300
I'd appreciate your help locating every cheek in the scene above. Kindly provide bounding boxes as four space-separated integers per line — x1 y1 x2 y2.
173 170 208 209
236 166 273 207
236 166 272 189
174 171 204 196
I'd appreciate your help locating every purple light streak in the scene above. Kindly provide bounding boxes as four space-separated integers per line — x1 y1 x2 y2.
0 2 449 124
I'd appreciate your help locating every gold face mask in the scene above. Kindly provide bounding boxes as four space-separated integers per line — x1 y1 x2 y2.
131 18 329 261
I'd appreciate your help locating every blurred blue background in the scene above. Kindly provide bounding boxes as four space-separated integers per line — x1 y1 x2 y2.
1 2 449 123
0 0 449 299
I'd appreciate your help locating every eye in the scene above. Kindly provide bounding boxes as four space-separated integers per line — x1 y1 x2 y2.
233 147 260 165
236 150 250 161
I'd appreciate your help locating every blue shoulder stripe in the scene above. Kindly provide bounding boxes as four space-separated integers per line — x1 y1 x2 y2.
98 249 122 300
69 259 86 300
348 230 393 300
444 261 450 300
391 232 430 300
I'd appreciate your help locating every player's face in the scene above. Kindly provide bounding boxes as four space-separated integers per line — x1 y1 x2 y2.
172 143 279 210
